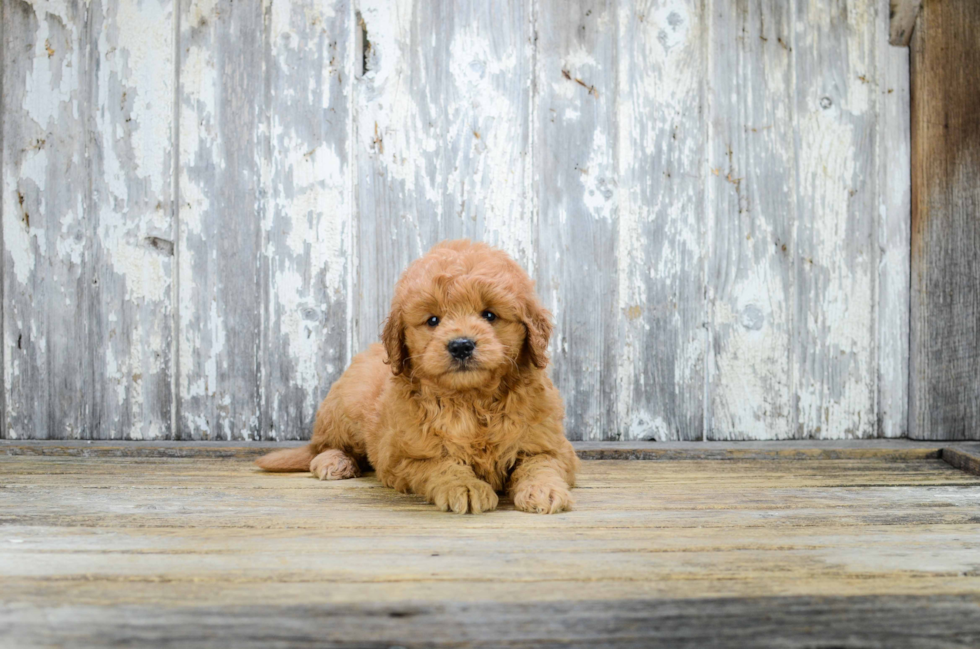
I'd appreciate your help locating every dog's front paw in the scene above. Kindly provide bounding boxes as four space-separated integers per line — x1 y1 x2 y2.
431 479 498 515
512 479 574 514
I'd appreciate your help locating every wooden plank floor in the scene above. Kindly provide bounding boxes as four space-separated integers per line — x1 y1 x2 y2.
2 445 980 647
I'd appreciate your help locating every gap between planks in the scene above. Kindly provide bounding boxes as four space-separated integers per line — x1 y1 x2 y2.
1 440 979 476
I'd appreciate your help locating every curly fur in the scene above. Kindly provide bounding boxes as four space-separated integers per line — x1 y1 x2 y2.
256 240 579 514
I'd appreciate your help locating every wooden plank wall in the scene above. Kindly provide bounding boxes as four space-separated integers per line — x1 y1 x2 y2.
1 0 917 441
2 0 176 440
909 0 980 440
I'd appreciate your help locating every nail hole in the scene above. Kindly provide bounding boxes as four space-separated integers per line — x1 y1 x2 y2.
356 11 371 77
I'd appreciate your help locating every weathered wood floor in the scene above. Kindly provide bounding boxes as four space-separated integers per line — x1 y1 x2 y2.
2 443 980 648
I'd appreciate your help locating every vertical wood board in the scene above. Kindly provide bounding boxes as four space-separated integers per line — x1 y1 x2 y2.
909 0 980 440
705 0 795 440
534 0 620 441
176 0 265 440
353 0 533 353
2 0 174 440
616 0 706 441
260 0 354 441
0 0 5 439
876 0 911 438
791 0 878 439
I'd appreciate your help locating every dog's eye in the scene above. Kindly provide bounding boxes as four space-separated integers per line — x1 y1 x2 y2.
426 316 440 327
481 310 497 323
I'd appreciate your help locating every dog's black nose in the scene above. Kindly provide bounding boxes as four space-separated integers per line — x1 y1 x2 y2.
447 338 476 360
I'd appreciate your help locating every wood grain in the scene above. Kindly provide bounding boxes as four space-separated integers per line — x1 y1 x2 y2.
0 438 959 461
2 453 980 646
705 0 795 440
942 445 980 477
889 0 921 47
260 0 354 441
791 0 878 439
3 1 95 440
0 0 5 441
353 0 533 353
4 595 978 649
2 0 175 440
876 1 912 438
176 0 354 441
616 0 705 441
176 0 265 440
909 0 980 440
1 0 916 442
706 0 899 440
534 0 619 441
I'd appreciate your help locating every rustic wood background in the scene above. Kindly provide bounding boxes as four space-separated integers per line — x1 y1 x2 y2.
909 0 980 441
1 0 917 441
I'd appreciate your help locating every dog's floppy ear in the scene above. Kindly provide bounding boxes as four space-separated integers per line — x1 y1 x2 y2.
381 304 409 376
521 295 553 369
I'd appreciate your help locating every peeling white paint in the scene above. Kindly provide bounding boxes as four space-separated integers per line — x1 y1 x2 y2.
611 0 706 440
107 0 173 196
2 0 177 440
23 14 77 130
3 156 45 286
579 130 616 222
3 0 909 442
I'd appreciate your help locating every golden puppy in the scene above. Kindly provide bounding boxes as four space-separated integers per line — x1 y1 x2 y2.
256 240 579 514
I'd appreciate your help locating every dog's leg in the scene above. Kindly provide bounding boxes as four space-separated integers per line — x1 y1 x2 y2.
310 449 361 481
384 459 498 514
508 454 575 514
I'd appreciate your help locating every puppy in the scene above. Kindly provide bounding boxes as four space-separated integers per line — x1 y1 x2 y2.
256 240 579 514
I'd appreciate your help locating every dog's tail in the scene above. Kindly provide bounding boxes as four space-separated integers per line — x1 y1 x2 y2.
255 445 316 472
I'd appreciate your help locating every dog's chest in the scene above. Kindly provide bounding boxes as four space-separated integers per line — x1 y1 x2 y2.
435 407 517 489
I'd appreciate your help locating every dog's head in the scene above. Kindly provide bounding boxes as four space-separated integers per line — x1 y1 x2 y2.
381 240 552 390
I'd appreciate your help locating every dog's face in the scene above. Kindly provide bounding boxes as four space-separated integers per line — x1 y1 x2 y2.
382 241 552 390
